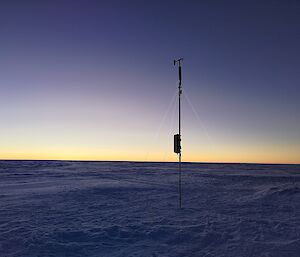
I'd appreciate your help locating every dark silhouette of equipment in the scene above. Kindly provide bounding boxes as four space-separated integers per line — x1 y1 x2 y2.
174 134 181 154
173 58 183 208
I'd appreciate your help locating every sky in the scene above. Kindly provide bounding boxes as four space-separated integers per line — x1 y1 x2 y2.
0 0 299 164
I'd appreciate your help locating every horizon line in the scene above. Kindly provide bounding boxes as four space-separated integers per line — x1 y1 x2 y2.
0 158 299 166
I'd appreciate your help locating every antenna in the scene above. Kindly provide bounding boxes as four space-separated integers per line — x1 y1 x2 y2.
173 58 183 209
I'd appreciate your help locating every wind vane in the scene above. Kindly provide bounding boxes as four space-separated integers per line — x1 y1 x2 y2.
173 58 183 209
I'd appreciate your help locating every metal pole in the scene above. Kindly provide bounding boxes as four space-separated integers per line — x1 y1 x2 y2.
179 63 182 209
174 58 183 209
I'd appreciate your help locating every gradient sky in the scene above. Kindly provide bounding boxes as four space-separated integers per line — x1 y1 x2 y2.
1 0 300 164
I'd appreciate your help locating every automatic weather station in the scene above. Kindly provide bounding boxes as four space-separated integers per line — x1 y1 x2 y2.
174 58 183 209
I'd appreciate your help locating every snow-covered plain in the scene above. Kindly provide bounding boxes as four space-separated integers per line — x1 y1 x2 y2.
0 161 300 257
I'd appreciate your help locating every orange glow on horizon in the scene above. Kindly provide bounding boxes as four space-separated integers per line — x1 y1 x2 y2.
1 146 299 165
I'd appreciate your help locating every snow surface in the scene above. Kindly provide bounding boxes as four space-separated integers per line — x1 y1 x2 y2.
0 161 300 257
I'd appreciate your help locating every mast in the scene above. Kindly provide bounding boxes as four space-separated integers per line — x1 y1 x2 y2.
174 58 183 209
